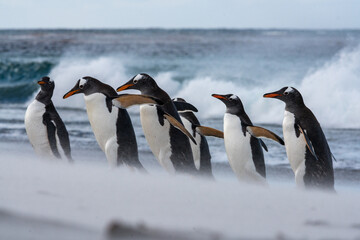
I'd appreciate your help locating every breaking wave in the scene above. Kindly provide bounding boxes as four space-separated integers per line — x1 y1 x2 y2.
22 45 360 129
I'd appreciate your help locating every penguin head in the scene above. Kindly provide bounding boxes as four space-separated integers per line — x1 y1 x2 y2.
35 76 55 104
63 76 103 99
212 94 244 114
37 76 55 93
116 73 158 95
263 87 304 106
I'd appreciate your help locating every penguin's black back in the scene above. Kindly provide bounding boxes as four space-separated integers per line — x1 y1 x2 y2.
44 101 72 161
296 107 334 189
179 111 213 177
162 101 196 172
116 108 142 168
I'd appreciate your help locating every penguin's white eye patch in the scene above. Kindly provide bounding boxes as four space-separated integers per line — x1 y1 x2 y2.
133 74 143 83
229 95 238 100
284 87 294 95
79 78 87 89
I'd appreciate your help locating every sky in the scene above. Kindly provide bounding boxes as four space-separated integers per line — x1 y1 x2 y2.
0 0 359 29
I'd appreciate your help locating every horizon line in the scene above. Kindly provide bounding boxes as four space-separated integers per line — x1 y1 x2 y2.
0 27 359 31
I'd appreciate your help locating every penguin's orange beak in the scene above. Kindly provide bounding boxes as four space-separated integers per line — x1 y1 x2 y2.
212 94 227 100
263 93 282 98
37 81 46 85
63 89 80 99
117 83 134 92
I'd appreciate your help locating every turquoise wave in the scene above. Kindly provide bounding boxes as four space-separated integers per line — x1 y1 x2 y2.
0 60 54 102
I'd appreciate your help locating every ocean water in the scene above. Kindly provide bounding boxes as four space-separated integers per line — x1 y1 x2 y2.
0 29 359 184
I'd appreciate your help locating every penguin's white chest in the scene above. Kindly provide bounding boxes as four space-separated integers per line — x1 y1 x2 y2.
25 100 52 157
180 116 201 170
223 113 256 180
140 105 174 173
283 111 306 179
84 94 118 152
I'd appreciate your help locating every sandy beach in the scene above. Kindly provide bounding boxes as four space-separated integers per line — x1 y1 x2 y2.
1 141 360 240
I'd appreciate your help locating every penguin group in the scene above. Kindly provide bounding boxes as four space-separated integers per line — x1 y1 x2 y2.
25 74 336 190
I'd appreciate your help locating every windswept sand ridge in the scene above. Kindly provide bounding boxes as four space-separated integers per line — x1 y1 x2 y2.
0 209 230 240
0 209 100 240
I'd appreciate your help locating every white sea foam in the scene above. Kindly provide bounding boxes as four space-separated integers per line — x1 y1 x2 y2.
175 46 360 129
299 45 360 128
42 45 360 128
46 57 128 109
36 57 180 111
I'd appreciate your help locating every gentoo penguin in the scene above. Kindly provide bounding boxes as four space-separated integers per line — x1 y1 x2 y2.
25 76 72 161
116 73 197 174
264 87 335 189
212 94 284 183
63 76 143 169
172 97 224 177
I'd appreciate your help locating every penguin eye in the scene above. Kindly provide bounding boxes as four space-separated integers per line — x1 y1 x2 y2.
79 85 84 89
133 79 138 84
284 92 289 95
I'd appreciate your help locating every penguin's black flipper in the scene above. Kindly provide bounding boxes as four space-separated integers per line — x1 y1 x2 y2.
162 112 197 145
173 101 198 112
112 94 163 109
297 124 319 161
43 112 61 159
246 126 284 145
47 103 73 161
195 126 224 138
259 139 268 152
